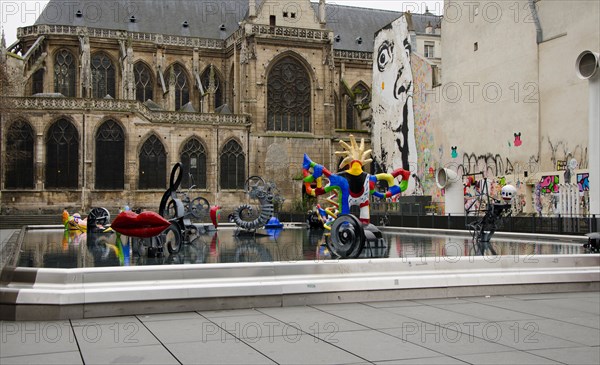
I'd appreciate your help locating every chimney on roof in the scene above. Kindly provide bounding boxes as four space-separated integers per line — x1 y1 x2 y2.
435 23 441 35
249 0 256 18
426 22 433 34
319 0 326 25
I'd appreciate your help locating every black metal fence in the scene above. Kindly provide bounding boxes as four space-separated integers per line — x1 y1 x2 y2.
368 212 598 235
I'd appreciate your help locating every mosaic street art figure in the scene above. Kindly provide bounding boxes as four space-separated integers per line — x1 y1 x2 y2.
302 135 410 258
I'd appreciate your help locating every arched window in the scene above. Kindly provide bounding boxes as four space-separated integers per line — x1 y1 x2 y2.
346 83 370 130
45 119 79 189
139 134 166 189
166 64 190 110
32 68 44 95
91 52 116 98
54 49 76 97
180 138 207 189
134 62 153 102
95 120 125 189
220 139 245 189
267 56 311 132
201 66 223 110
5 120 35 189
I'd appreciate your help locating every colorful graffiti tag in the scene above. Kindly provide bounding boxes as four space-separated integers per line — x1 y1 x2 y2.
577 173 590 192
539 175 559 194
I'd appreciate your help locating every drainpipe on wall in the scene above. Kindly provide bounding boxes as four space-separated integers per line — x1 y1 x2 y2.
576 51 600 216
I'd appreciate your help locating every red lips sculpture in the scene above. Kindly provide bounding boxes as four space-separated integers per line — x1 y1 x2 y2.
111 210 171 238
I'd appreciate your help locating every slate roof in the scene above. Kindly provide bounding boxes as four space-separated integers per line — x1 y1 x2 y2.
34 0 441 51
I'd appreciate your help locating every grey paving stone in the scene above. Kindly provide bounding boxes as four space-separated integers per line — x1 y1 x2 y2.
557 315 600 329
166 339 276 364
142 317 231 344
455 350 562 364
473 298 593 320
508 318 600 347
199 308 263 318
70 316 141 327
383 304 487 325
258 306 369 333
430 302 545 322
201 313 297 340
242 332 364 364
528 346 600 365
531 298 600 315
314 306 416 330
0 320 79 357
383 326 515 356
72 321 160 350
137 311 203 322
459 320 586 351
80 344 179 364
375 356 469 364
318 329 440 362
411 298 473 306
0 351 82 364
363 300 422 308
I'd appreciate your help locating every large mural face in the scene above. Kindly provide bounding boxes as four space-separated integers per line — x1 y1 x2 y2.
371 15 417 194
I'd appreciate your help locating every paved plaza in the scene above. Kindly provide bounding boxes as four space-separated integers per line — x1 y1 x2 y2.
1 291 599 364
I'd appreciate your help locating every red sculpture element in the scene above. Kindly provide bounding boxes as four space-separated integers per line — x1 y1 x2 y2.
210 205 221 228
111 210 170 238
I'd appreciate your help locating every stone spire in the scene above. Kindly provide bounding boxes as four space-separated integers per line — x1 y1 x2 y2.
248 0 256 18
0 28 6 63
319 0 326 25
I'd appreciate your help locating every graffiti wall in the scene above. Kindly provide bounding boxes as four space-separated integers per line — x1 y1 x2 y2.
371 15 418 194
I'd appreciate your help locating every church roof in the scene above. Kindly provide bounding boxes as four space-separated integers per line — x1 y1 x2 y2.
34 1 441 52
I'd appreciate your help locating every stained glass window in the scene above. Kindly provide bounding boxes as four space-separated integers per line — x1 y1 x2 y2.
267 57 311 132
346 83 370 130
54 49 76 97
201 67 222 110
180 138 207 189
139 134 166 189
32 68 44 95
95 120 125 189
220 139 245 189
134 62 153 102
45 119 79 189
166 64 190 110
5 120 35 189
92 52 116 98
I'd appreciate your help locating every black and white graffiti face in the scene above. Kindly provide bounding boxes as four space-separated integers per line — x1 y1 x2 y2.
371 16 417 193
377 40 394 72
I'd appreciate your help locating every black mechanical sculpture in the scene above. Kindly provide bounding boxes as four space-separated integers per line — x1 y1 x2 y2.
232 176 284 232
156 162 211 254
466 177 513 256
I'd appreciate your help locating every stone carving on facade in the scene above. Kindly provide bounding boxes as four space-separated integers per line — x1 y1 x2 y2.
240 35 257 65
3 96 250 125
119 38 134 100
78 31 91 98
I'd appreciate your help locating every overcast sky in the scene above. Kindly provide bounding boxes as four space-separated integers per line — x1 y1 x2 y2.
1 1 443 45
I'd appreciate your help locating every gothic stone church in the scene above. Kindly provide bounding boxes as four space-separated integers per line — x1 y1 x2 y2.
0 0 440 215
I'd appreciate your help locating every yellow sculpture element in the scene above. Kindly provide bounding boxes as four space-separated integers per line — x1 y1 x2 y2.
335 135 372 175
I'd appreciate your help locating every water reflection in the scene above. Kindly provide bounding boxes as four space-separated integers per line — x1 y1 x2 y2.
14 227 586 269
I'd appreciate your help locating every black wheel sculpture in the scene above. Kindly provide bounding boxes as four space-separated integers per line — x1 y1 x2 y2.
189 197 210 219
87 207 110 227
244 176 266 193
328 214 365 259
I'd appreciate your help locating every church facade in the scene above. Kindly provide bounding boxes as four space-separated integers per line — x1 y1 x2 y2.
0 0 441 215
